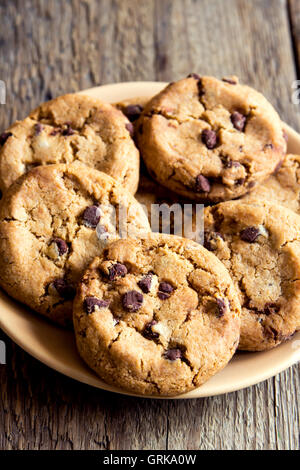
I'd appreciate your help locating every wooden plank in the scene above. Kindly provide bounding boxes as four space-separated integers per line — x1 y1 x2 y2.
289 0 300 76
0 0 299 450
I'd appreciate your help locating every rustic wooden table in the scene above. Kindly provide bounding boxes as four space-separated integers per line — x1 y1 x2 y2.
0 0 299 451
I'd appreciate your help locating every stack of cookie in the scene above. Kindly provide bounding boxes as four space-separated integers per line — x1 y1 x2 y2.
0 74 298 397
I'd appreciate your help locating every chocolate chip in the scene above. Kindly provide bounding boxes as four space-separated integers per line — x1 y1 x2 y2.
138 274 152 293
84 296 110 314
216 298 226 317
108 263 128 281
123 104 143 122
52 279 76 299
34 123 43 135
225 160 241 169
222 77 237 85
82 205 101 228
235 178 245 186
240 226 260 243
125 122 134 137
0 131 12 146
264 143 273 150
195 174 211 193
231 111 246 132
202 129 217 149
187 73 201 80
263 303 280 316
158 282 174 300
50 128 60 136
51 237 68 256
164 348 182 361
143 320 159 340
197 78 205 96
204 231 223 251
247 181 256 189
62 124 75 136
122 290 143 312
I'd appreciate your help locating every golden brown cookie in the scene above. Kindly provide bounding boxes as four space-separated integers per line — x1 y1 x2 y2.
0 164 150 326
0 93 139 194
204 200 300 351
137 75 286 202
242 154 300 213
73 233 241 396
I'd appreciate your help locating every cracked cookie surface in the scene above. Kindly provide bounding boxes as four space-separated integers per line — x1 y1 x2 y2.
242 154 300 214
73 233 241 396
0 164 150 326
204 200 300 351
0 93 140 194
136 76 286 202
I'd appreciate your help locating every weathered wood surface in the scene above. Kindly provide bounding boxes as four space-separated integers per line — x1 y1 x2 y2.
0 0 299 450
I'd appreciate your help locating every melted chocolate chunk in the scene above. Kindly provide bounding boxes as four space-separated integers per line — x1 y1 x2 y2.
240 226 260 243
0 131 12 146
52 278 75 299
62 124 75 136
51 237 68 256
203 231 223 251
143 320 159 340
108 263 128 281
187 73 201 80
84 296 110 314
122 290 143 312
123 104 143 122
82 205 101 228
138 273 152 293
231 111 246 132
164 348 182 361
216 298 226 317
202 129 217 149
34 123 43 135
158 282 174 300
195 174 211 193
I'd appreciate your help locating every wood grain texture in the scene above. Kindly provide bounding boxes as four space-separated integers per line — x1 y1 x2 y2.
0 0 299 450
289 0 300 77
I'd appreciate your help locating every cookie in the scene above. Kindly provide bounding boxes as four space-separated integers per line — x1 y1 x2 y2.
242 154 300 214
137 75 286 202
0 93 140 194
73 233 241 396
0 164 150 326
204 200 300 351
115 96 150 124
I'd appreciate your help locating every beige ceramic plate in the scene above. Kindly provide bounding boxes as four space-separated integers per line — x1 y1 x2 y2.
0 82 300 399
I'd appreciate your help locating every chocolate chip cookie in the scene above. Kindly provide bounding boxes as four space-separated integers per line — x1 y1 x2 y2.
204 200 300 351
0 93 140 194
115 96 150 124
73 233 241 396
137 75 286 202
243 154 300 214
0 164 150 326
